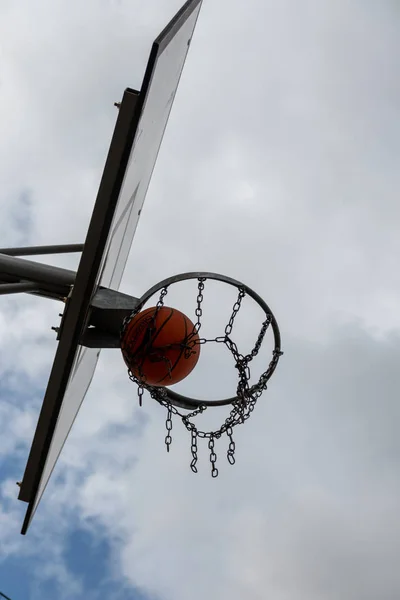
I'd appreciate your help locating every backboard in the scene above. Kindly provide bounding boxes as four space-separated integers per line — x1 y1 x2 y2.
18 0 203 534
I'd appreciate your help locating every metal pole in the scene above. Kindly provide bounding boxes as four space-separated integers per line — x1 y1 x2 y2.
0 254 75 300
0 592 13 600
0 243 84 257
0 253 75 288
0 282 39 295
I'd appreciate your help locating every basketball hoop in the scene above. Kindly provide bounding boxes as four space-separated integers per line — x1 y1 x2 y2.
121 272 283 477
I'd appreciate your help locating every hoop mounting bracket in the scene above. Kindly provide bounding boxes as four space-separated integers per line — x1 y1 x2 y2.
80 287 140 348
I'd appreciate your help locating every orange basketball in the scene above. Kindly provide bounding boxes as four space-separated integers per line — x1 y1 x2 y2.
121 306 200 386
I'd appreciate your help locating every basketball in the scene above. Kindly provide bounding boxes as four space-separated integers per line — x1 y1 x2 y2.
121 306 200 386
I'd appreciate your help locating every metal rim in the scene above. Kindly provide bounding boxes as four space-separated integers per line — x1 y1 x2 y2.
130 272 282 410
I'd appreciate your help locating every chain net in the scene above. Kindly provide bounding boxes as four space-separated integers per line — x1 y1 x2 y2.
121 277 282 478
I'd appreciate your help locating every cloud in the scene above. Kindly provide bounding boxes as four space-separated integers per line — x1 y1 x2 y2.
42 326 399 600
0 0 399 599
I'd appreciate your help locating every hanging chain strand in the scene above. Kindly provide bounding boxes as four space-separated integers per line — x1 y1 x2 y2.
190 429 198 473
137 382 144 407
194 277 205 333
123 277 283 478
156 286 169 309
226 426 236 465
225 287 246 336
165 404 173 452
208 435 218 478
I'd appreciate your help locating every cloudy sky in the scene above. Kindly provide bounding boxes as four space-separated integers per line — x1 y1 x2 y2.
1 0 400 598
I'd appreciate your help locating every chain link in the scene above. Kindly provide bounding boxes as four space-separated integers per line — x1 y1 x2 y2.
137 382 144 407
156 286 168 308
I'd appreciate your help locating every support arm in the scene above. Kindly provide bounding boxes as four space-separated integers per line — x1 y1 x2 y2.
0 253 75 300
0 243 84 257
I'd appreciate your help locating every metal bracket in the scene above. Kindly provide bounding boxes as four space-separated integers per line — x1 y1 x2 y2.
80 287 140 348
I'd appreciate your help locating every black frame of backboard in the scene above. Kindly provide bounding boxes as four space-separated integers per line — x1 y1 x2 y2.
18 88 139 531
